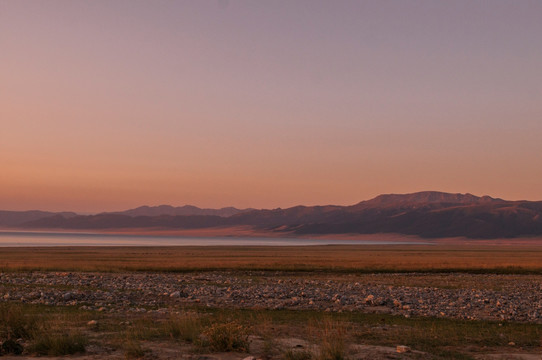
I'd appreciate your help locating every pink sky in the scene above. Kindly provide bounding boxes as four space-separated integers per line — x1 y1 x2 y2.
1 1 541 212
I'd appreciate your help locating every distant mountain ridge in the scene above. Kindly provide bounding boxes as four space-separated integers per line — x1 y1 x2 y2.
107 205 254 218
0 210 78 227
352 191 502 208
2 191 542 239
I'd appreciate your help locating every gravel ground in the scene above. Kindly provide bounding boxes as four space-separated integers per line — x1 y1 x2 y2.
1 271 541 323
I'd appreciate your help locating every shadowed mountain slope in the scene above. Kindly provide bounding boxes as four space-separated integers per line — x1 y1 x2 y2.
4 192 542 239
350 191 503 209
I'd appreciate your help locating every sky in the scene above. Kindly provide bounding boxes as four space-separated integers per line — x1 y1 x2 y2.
1 0 542 212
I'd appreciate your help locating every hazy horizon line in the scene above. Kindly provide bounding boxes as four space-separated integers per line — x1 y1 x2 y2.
3 190 540 214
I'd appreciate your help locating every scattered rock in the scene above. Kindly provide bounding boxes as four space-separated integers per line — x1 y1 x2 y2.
0 271 540 324
2 339 24 355
396 345 411 353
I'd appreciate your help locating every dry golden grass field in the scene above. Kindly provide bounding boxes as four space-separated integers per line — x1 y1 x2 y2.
1 245 542 273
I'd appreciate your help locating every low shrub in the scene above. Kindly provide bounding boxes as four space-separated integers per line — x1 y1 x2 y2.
0 303 40 340
1 339 24 355
203 321 249 352
283 349 313 360
123 340 146 359
314 320 347 360
28 332 87 356
163 314 203 343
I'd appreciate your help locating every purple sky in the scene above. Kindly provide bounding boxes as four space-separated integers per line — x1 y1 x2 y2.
1 1 541 211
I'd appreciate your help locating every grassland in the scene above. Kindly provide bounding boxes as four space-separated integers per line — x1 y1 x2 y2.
2 245 542 359
0 245 541 273
1 302 541 359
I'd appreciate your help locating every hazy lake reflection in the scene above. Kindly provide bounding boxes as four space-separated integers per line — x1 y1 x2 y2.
0 231 428 247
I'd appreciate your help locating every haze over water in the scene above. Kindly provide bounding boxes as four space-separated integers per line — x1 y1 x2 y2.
0 231 429 247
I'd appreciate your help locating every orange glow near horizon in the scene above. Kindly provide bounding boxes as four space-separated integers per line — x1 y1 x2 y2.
1 1 541 212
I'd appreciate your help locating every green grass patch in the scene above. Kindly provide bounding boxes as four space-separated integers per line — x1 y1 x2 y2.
27 331 87 356
0 302 41 339
163 313 203 343
195 307 542 358
123 339 147 359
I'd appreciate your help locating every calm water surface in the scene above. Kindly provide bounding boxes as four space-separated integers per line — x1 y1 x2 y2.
0 231 428 247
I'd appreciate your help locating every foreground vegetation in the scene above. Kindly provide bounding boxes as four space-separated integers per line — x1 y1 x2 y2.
1 302 541 359
1 245 541 358
0 303 88 356
1 245 542 274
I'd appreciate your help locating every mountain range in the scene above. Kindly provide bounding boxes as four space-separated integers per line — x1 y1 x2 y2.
0 210 78 227
107 205 253 218
2 191 542 239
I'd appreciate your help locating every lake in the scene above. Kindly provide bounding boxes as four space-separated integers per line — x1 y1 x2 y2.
0 231 429 247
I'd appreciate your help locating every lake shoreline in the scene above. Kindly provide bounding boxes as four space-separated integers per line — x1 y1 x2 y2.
2 228 542 247
0 230 431 247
